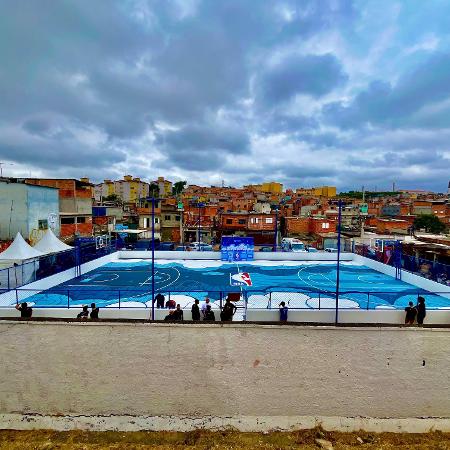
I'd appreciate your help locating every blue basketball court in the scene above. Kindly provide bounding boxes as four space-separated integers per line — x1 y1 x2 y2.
22 260 450 310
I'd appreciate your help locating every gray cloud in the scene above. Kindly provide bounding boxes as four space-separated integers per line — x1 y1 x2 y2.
0 0 447 192
257 53 348 106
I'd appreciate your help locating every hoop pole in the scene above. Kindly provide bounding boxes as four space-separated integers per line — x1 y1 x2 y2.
335 199 342 325
151 197 155 321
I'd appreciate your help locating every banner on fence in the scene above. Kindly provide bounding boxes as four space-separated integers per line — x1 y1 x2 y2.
221 236 254 262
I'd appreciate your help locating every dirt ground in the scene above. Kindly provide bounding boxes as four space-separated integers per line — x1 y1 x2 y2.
0 428 449 450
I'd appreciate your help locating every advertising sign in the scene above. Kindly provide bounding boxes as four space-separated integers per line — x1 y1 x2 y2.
221 236 254 262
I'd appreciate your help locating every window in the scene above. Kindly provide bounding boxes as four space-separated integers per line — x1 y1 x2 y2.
77 217 86 223
250 218 255 224
165 215 171 221
154 218 159 224
38 219 48 230
175 215 180 221
322 222 330 229
61 217 75 224
265 217 273 224
226 219 233 224
238 219 246 225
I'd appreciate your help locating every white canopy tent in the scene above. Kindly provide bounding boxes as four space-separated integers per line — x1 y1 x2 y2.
33 229 73 254
0 233 45 289
0 232 44 262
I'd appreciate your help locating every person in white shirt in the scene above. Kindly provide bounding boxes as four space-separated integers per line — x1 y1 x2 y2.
201 297 211 318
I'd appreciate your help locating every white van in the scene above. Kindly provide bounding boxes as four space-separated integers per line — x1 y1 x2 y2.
281 238 307 252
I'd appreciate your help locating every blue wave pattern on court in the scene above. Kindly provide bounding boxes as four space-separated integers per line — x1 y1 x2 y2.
24 261 450 309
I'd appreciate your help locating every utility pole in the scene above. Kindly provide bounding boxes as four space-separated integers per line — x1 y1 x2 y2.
335 199 343 325
360 186 365 238
0 162 14 177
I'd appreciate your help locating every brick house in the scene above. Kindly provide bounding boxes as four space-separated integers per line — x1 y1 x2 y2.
25 178 93 240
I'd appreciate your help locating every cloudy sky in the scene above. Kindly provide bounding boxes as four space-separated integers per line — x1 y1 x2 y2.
1 0 450 192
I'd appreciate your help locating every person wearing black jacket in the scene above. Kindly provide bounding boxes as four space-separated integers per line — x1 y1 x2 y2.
404 301 416 325
416 296 426 325
191 299 200 321
15 302 32 318
203 304 215 321
90 303 99 320
77 305 89 320
172 304 184 321
220 298 237 321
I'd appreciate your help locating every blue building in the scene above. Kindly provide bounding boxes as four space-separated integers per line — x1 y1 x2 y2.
0 179 60 241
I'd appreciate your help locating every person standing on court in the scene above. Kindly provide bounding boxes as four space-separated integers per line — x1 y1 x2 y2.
155 292 165 309
404 301 416 325
416 296 426 326
191 299 200 321
279 301 289 322
220 297 237 321
201 296 211 318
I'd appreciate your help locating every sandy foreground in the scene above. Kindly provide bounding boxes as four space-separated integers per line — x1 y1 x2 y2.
0 429 449 449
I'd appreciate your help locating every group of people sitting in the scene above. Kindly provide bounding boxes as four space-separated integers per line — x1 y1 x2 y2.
404 296 427 325
76 303 100 320
162 296 238 322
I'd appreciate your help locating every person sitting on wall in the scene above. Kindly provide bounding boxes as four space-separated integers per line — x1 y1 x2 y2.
77 305 89 320
220 297 237 321
165 297 176 309
404 301 417 325
191 299 200 321
203 304 215 321
90 303 99 320
155 293 165 309
172 304 184 321
416 296 426 326
279 301 289 322
15 302 32 319
164 310 175 322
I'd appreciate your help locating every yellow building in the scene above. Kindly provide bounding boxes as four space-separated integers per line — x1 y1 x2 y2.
261 182 283 194
296 186 337 198
94 176 149 204
317 186 337 198
155 177 173 198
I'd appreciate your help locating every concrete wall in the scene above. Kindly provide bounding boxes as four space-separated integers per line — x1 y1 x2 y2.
0 321 449 431
0 183 59 240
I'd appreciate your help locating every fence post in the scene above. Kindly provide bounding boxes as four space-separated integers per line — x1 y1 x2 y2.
268 291 272 309
318 292 321 310
7 268 10 290
220 292 223 311
67 290 70 309
15 289 18 305
367 293 370 310
243 291 248 321
118 290 121 309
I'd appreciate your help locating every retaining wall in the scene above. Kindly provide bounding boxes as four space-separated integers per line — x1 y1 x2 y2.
0 321 449 432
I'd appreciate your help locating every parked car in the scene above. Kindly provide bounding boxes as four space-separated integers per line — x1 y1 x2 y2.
259 246 273 252
325 248 338 253
175 245 188 251
198 244 213 251
159 242 175 251
306 246 318 253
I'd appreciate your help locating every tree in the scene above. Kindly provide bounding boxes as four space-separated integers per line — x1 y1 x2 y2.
149 183 159 198
172 180 187 197
103 193 122 204
413 214 447 234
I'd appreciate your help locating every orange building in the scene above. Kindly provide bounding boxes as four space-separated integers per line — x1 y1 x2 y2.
25 178 93 239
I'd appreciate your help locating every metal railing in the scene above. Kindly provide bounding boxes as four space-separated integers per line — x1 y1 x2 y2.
1 287 449 311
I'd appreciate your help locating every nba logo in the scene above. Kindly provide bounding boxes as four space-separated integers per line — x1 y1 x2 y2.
230 272 252 286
